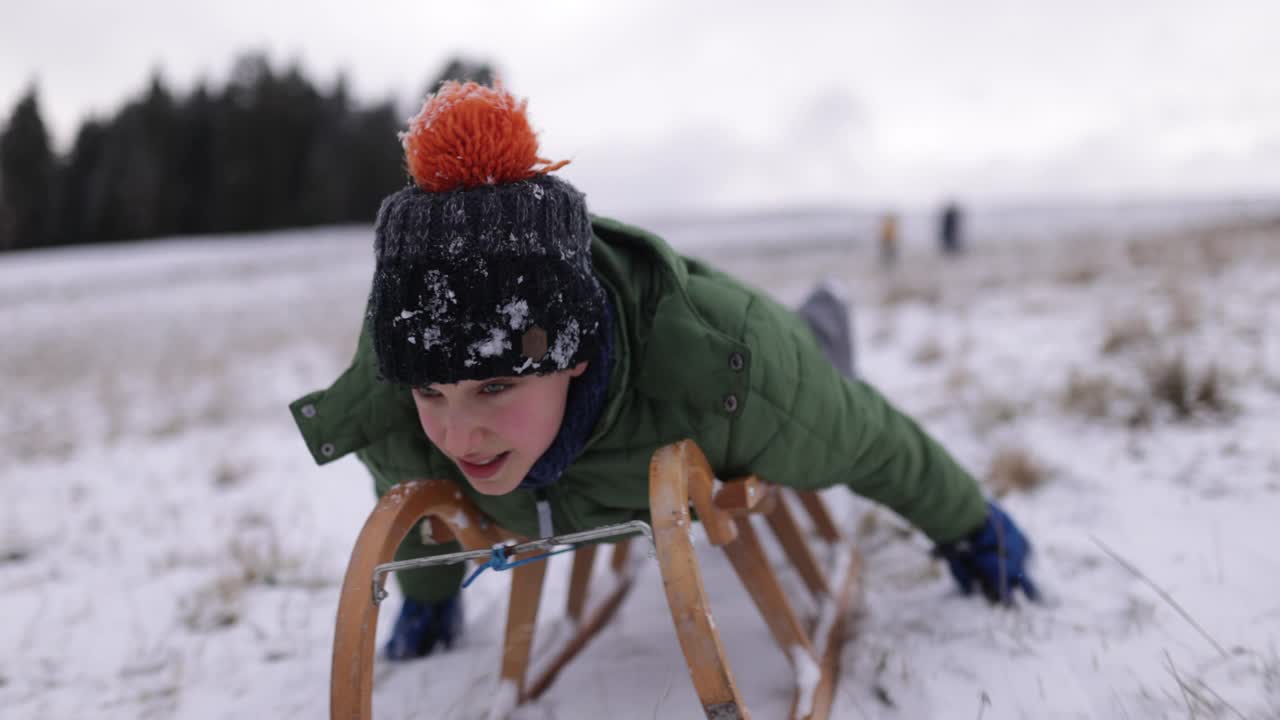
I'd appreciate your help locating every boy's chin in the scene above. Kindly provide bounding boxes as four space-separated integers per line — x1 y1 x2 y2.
468 478 519 495
462 468 524 496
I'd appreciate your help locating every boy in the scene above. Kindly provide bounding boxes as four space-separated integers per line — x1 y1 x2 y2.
291 81 1036 660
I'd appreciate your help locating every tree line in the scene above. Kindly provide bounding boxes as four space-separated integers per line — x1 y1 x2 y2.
0 54 494 252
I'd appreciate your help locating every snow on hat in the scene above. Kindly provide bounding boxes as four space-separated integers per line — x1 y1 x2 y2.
368 81 607 387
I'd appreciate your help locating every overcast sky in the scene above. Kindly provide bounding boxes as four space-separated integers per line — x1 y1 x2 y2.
3 0 1278 215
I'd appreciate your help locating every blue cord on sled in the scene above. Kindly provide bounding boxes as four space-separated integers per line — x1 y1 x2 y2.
462 544 579 588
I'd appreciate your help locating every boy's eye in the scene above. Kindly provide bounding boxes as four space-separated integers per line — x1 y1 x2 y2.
481 382 510 395
415 386 442 399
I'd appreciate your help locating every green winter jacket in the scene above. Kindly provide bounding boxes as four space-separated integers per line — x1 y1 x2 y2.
290 217 987 602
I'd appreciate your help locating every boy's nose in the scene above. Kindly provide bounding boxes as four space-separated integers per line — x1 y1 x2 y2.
439 413 486 458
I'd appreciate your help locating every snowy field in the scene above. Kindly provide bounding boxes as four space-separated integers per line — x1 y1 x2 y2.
3 201 1280 719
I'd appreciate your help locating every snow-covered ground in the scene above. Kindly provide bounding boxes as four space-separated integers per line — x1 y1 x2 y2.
3 201 1280 719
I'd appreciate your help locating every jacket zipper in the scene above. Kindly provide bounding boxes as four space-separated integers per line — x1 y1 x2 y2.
534 487 555 538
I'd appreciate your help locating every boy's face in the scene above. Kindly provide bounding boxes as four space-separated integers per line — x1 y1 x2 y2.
411 362 588 496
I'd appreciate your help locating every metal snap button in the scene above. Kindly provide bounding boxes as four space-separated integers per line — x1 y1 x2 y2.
320 442 336 457
728 352 745 371
301 403 317 418
722 394 739 413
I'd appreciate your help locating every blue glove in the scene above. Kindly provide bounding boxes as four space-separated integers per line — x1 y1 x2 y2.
935 501 1039 605
384 594 465 660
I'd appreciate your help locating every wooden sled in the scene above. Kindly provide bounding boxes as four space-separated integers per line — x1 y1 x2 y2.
330 440 864 719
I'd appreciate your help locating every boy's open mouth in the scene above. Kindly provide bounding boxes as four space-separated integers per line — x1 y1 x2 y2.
457 451 511 479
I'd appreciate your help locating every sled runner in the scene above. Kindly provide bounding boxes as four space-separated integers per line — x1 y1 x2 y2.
330 439 865 720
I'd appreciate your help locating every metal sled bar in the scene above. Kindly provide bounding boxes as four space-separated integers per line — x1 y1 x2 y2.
370 519 654 603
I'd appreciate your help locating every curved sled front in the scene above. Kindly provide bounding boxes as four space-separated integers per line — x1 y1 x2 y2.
330 479 640 719
649 441 752 718
331 479 506 719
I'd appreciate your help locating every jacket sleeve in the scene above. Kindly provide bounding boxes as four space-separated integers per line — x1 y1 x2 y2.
828 377 988 543
724 287 988 544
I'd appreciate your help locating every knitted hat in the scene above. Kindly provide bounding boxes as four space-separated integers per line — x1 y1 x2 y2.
369 82 607 387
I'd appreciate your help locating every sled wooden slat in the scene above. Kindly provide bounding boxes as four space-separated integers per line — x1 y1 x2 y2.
765 494 831 599
723 515 815 660
502 560 547 697
795 490 841 542
610 538 631 573
789 546 865 720
523 557 637 701
566 544 597 622
713 474 774 516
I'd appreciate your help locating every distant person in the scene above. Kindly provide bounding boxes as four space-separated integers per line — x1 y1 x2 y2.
290 82 1038 660
939 201 964 255
878 211 900 267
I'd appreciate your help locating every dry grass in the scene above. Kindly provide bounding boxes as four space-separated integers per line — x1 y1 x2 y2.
1 259 362 464
1141 351 1232 421
944 364 975 394
0 540 32 565
179 574 244 632
1056 263 1101 286
911 337 945 365
870 315 897 346
1262 647 1280 716
939 363 1024 434
226 511 317 588
1165 283 1202 334
969 390 1023 435
1060 369 1115 419
1192 364 1230 414
1124 217 1280 277
213 459 255 489
882 279 941 307
1195 229 1238 275
1146 351 1192 419
1125 237 1167 269
177 512 326 633
1061 351 1232 426
987 447 1046 498
1101 312 1156 355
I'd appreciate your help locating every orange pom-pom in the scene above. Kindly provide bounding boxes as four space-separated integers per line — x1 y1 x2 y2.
400 81 569 192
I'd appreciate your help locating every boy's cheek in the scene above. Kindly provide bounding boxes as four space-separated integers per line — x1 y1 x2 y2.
417 416 444 448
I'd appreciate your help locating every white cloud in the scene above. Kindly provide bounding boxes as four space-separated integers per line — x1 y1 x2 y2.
3 0 1279 209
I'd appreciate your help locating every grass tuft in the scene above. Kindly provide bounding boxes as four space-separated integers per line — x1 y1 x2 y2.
987 447 1047 497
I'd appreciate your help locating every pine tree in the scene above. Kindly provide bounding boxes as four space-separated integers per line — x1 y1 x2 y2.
425 57 496 97
59 119 107 244
0 53 507 252
0 86 57 250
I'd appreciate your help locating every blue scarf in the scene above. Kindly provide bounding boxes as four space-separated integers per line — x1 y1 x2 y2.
518 296 615 490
